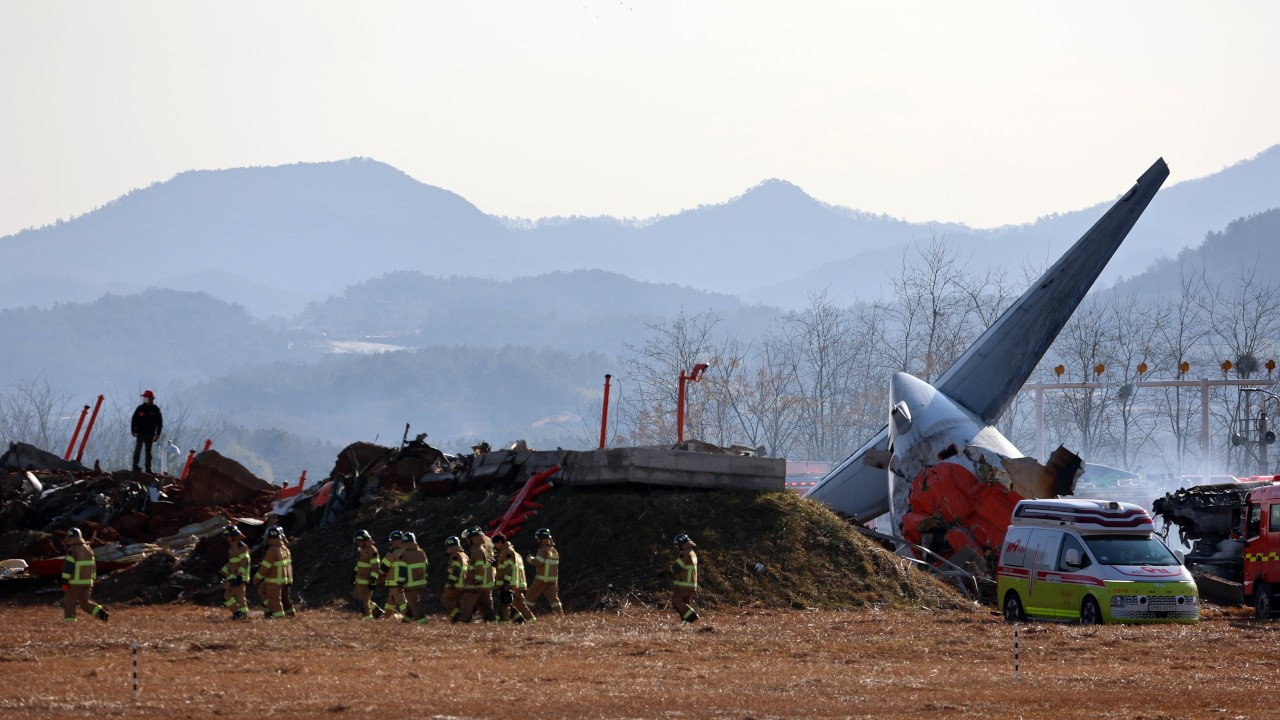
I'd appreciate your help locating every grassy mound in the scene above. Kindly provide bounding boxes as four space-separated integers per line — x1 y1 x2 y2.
289 485 970 614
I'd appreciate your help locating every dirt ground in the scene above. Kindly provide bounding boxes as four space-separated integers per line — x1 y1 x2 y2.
0 603 1272 719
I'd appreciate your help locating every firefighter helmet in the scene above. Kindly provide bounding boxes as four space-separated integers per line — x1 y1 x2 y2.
388 530 403 542
266 526 285 539
462 526 483 539
353 529 372 542
402 531 417 545
534 527 552 540
66 527 83 539
223 525 243 537
444 535 460 548
673 533 694 547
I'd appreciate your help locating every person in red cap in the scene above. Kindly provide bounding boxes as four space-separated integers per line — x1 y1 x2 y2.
131 390 163 473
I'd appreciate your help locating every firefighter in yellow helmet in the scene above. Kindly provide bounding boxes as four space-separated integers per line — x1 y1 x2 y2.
442 535 468 622
252 526 293 618
458 526 496 622
352 530 384 620
59 527 108 622
493 533 534 623
525 527 563 617
670 533 699 622
378 531 407 618
220 525 251 620
399 532 429 624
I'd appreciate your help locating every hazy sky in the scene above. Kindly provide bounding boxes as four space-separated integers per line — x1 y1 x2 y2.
3 1 1278 238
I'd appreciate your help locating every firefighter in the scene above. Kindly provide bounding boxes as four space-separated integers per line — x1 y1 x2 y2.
442 535 468 622
220 525 251 620
352 529 384 620
670 533 699 622
399 532 429 624
493 533 534 623
525 527 563 617
279 531 297 617
59 527 108 622
458 526 496 622
379 531 407 618
252 526 292 618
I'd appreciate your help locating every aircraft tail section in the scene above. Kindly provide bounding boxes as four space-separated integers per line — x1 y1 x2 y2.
937 158 1169 423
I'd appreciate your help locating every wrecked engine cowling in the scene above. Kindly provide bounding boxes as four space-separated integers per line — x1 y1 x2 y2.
1151 481 1273 577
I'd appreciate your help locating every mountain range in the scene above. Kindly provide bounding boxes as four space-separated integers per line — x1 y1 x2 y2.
5 148 1279 317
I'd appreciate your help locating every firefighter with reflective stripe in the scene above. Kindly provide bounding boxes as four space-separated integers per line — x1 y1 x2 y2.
442 535 468 622
670 533 699 622
352 530 384 620
379 531 407 618
252 526 293 618
399 532 429 624
458 526 496 622
526 527 563 617
279 533 297 617
59 527 108 622
493 533 534 623
220 525 251 620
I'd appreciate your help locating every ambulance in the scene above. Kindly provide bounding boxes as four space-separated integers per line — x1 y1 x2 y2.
996 498 1199 624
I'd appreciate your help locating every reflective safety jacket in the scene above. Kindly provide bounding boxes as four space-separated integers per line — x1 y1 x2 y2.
400 545 428 588
496 545 528 589
254 539 293 585
380 545 404 587
529 542 560 583
673 548 698 590
222 540 251 582
445 547 469 589
465 540 495 590
354 543 380 586
61 539 96 586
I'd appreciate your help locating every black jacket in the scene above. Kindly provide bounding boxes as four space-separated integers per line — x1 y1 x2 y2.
131 403 163 437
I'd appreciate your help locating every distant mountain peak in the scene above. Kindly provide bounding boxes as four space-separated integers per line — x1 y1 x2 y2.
737 178 813 202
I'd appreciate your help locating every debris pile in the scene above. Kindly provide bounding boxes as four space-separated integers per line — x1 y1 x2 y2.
0 446 278 595
2 433 968 614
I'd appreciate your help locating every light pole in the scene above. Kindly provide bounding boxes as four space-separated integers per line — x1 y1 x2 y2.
677 363 709 445
1241 388 1280 475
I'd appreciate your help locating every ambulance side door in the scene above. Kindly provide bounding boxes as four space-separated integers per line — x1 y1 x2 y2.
1027 529 1065 618
1053 533 1092 619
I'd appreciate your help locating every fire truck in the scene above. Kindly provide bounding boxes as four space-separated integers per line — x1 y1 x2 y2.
1152 478 1280 618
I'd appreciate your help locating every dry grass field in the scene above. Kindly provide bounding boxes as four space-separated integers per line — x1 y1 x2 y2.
0 603 1271 719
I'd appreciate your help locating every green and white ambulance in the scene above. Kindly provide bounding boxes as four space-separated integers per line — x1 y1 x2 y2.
996 498 1199 624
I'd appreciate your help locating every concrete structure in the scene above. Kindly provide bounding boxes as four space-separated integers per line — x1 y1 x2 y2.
562 446 784 491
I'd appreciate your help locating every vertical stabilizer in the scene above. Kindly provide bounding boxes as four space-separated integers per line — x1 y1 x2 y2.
805 159 1169 521
937 159 1169 422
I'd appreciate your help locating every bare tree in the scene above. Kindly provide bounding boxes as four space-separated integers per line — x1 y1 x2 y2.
616 310 723 446
1199 266 1280 473
1046 297 1118 462
1147 267 1211 476
0 378 74 453
1104 294 1163 471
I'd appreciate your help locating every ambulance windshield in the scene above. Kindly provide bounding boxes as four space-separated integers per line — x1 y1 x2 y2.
1082 535 1180 566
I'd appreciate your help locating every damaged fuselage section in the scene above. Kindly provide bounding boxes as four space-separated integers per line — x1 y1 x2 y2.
887 371 1080 574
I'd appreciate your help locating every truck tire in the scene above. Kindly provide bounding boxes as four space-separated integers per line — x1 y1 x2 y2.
1255 583 1273 620
1080 596 1104 625
1003 592 1026 623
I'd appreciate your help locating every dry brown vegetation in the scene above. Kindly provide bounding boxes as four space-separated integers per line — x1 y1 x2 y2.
0 603 1271 719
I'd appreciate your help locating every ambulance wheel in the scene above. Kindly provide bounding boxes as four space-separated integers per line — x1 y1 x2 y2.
1002 592 1025 623
1080 596 1104 625
1255 583 1273 620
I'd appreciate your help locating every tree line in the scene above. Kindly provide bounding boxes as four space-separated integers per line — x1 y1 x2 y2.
604 239 1280 479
